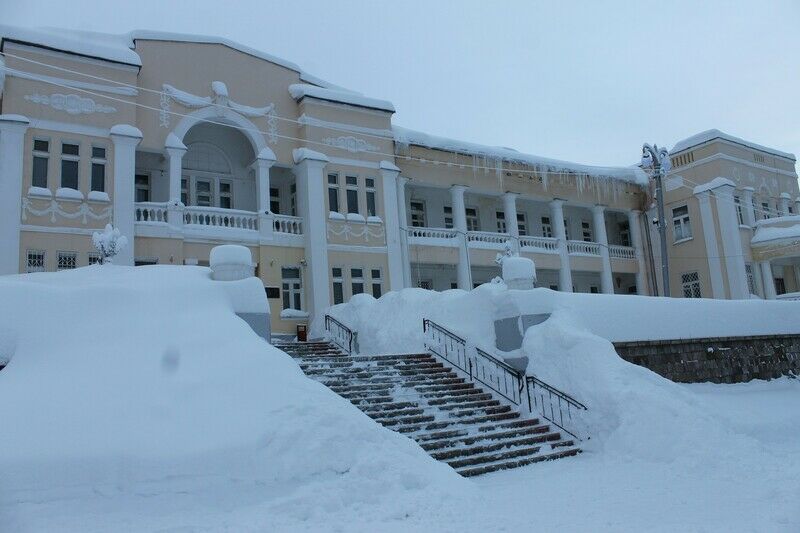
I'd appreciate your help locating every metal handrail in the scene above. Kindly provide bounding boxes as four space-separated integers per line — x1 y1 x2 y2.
525 374 587 440
324 314 355 354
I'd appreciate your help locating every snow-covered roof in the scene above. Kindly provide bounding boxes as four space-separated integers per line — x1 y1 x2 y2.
289 84 395 113
671 129 796 161
393 126 649 185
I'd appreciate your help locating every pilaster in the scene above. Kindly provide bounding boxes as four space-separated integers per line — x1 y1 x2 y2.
379 160 404 291
694 190 725 299
549 199 572 292
110 124 143 266
592 204 613 294
450 185 471 290
0 115 30 274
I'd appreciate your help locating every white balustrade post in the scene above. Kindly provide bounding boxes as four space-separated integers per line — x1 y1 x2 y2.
760 261 777 299
740 187 756 227
627 210 647 295
451 185 471 290
0 115 29 274
380 161 405 291
550 199 572 292
712 181 749 299
397 176 412 288
503 192 520 253
110 124 143 266
694 191 725 299
293 149 331 322
593 205 613 294
255 147 276 242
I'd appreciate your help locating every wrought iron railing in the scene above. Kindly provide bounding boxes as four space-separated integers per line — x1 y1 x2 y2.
423 319 525 405
325 314 357 354
525 375 587 440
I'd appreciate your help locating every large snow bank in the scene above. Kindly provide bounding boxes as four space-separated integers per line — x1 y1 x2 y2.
0 266 466 530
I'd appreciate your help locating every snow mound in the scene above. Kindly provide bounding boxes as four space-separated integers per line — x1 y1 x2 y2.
0 266 467 530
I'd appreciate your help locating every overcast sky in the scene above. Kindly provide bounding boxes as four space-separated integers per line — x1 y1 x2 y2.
4 0 799 169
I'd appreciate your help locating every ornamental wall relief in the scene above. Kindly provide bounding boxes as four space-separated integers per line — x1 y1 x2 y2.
24 93 116 115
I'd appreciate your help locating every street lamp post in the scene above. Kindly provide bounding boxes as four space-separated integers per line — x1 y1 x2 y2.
641 143 672 297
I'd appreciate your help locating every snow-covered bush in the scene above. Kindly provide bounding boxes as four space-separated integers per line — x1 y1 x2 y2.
91 224 128 264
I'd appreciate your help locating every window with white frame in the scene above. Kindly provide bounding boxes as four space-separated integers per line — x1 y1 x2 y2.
136 174 151 202
180 177 188 205
270 187 280 214
332 267 344 304
365 178 377 217
57 251 77 270
26 250 45 273
516 213 528 236
465 207 480 231
60 142 80 190
563 219 571 240
734 196 745 225
346 176 359 214
410 201 426 227
371 268 383 298
618 221 631 247
496 211 508 233
88 252 102 266
32 139 49 189
581 221 593 242
351 268 364 295
443 206 453 229
745 263 756 295
194 178 213 207
218 180 232 209
672 205 692 242
281 267 303 311
541 216 553 238
681 271 702 298
90 146 106 192
775 277 786 295
327 173 340 213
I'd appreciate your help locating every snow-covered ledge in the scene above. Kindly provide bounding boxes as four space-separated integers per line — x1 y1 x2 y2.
56 187 84 201
27 186 52 198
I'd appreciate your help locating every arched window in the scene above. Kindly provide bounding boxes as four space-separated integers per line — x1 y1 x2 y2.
183 142 232 174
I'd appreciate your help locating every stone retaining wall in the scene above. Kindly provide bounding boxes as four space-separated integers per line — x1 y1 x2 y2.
614 335 800 383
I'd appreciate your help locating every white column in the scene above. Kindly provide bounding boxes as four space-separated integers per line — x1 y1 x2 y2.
0 114 29 275
694 191 725 299
255 148 277 242
550 199 572 292
741 187 756 227
592 205 613 294
293 148 331 322
712 182 749 299
165 133 187 231
451 185 471 290
795 197 800 216
503 192 520 253
760 261 777 299
397 176 411 288
779 193 792 216
380 161 404 292
627 210 647 295
110 124 143 267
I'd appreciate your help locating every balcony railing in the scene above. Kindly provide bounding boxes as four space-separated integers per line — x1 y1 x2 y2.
184 206 259 230
135 202 169 223
134 203 303 237
776 292 800 301
567 240 600 256
467 230 512 247
274 214 303 235
519 235 559 253
609 244 636 260
408 227 459 241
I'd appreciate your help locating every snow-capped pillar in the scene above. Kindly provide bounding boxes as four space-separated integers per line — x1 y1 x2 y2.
627 210 647 295
779 193 792 216
255 148 276 242
293 148 331 322
550 199 572 292
694 191 725 299
397 175 412 288
165 133 187 231
0 114 29 275
712 181 749 299
110 124 143 267
503 192 520 253
760 261 777 299
380 161 404 291
741 187 756 227
592 205 613 294
451 185 471 290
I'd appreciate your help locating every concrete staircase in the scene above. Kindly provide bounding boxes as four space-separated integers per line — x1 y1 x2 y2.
276 340 580 477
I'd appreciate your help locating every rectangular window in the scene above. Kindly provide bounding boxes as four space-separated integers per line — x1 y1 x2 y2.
581 221 593 242
351 268 364 295
618 222 631 247
541 216 553 238
443 206 453 229
735 196 745 225
32 139 49 188
365 177 376 217
290 184 297 216
681 271 702 298
516 213 528 236
346 176 359 214
219 180 232 209
60 142 80 190
281 267 303 311
88 253 102 266
419 280 432 290
672 205 692 242
57 251 77 270
332 267 344 304
88 146 106 192
496 211 507 233
136 174 151 203
775 278 786 295
410 201 426 227
195 179 212 207
26 250 45 273
270 187 280 214
745 263 756 295
465 207 480 231
563 219 571 241
180 177 188 206
371 268 382 298
761 202 771 219
327 173 340 213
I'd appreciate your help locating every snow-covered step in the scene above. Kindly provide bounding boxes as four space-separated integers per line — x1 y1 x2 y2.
456 446 581 477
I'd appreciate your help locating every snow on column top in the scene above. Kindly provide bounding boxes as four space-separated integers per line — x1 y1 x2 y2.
109 124 143 139
165 132 187 151
692 177 736 195
257 147 277 162
292 147 329 164
210 245 252 268
379 160 400 172
0 114 30 124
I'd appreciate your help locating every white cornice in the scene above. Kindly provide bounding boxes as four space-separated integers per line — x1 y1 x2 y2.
672 152 798 179
2 62 138 96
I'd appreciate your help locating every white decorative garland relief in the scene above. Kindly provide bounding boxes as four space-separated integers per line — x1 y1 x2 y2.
25 93 117 115
322 135 379 153
22 197 112 224
327 219 385 243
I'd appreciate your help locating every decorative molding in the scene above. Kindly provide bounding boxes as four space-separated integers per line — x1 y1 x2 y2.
28 118 109 138
25 93 116 115
327 219 385 243
2 64 138 95
322 135 379 153
22 197 112 224
298 114 393 139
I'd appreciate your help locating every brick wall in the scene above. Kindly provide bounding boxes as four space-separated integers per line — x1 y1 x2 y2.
614 335 800 383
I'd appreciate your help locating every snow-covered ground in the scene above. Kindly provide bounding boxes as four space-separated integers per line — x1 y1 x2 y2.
1 269 798 531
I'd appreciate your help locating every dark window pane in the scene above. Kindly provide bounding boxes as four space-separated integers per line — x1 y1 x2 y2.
366 191 376 217
34 139 49 152
333 283 344 304
270 200 280 213
92 147 106 159
365 178 375 188
220 197 231 209
136 188 150 202
371 269 381 278
32 156 48 188
332 267 342 277
91 163 105 192
372 283 382 298
62 143 79 156
328 188 339 212
351 268 363 278
61 159 79 189
293 292 301 309
346 176 357 186
327 174 338 184
352 282 364 295
347 189 359 214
